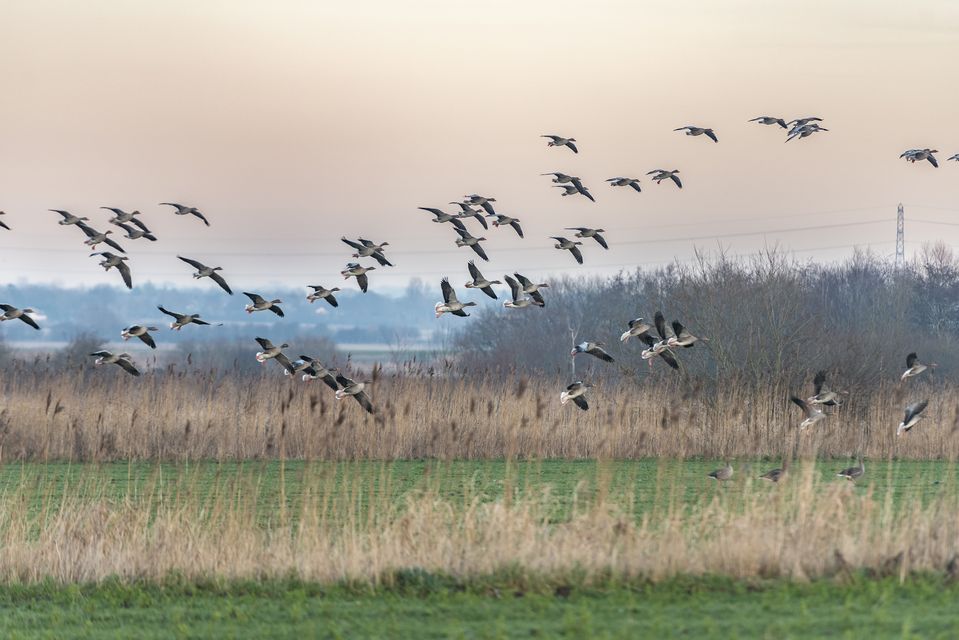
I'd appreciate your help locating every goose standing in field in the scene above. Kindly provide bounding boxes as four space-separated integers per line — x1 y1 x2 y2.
565 227 608 249
0 304 40 330
341 237 393 267
790 395 826 430
571 341 615 362
178 256 233 294
449 202 489 229
0 212 9 230
90 252 132 289
900 148 939 168
667 320 704 348
897 400 929 437
620 317 652 343
121 325 159 349
157 305 216 330
453 227 490 261
488 213 524 238
560 381 592 410
89 351 140 376
647 169 682 189
114 222 157 241
514 273 547 307
541 135 578 153
541 172 575 184
243 292 284 317
638 332 679 370
464 261 500 299
760 461 788 482
606 177 642 193
101 207 149 231
464 194 498 216
786 123 828 142
674 126 718 143
807 370 846 406
293 357 339 389
418 207 467 231
341 262 375 292
160 202 210 226
749 116 787 129
708 463 734 482
902 352 936 380
254 337 295 373
551 236 584 264
836 459 864 481
502 275 536 309
334 374 375 414
435 278 476 318
77 223 125 253
50 209 88 226
307 285 340 307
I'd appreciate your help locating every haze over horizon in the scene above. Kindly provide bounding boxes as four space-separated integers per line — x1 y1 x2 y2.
2 0 958 292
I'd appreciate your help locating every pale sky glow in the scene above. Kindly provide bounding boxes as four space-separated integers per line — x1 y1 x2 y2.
1 1 958 291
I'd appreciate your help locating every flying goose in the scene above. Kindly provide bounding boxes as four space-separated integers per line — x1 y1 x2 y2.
836 459 864 481
453 227 489 261
160 202 210 226
101 207 148 231
178 256 233 295
464 194 497 216
667 320 704 348
786 117 823 128
565 227 608 249
292 356 339 389
418 207 467 231
647 169 682 189
569 177 595 202
541 172 576 184
902 352 936 380
341 263 375 292
0 304 39 330
244 292 284 317
77 223 125 253
115 222 156 241
571 341 614 362
620 317 652 343
0 212 9 231
674 126 718 143
949 153 959 162
551 236 584 264
341 237 394 267
254 337 295 373
560 381 592 410
606 177 642 192
708 463 733 482
90 252 132 289
435 278 476 318
465 261 500 299
50 209 88 226
90 351 140 376
638 332 679 370
157 305 215 330
897 400 929 437
503 275 536 309
488 213 524 238
514 273 547 306
807 370 846 406
790 395 826 430
749 116 787 129
334 374 375 414
449 202 489 229
900 148 939 168
786 123 828 142
541 135 578 154
307 285 340 306
121 325 158 349
759 461 788 482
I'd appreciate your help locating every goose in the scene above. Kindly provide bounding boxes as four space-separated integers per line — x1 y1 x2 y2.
571 341 614 362
606 177 642 192
0 304 40 330
708 463 733 482
503 275 536 309
488 213 523 238
160 202 210 226
553 183 595 202
637 332 679 370
157 305 215 330
790 395 826 430
465 261 500 299
759 461 788 482
786 117 823 128
541 135 578 153
541 172 575 184
786 124 828 142
464 194 497 216
565 227 608 249
114 222 156 241
836 459 864 481
334 374 375 414
653 311 675 345
749 116 787 129
307 285 340 307
0 212 9 231
341 262 375 292
418 207 467 231
674 126 718 143
570 177 595 202
551 236 584 264
101 207 148 231
807 370 846 406
435 278 476 318
292 356 339 389
244 292 284 317
949 153 959 162
121 325 158 349
667 320 705 348
897 400 929 436
514 273 547 306
341 237 394 267
178 256 233 294
449 202 489 229
902 352 936 380
90 350 140 376
620 317 652 343
90 252 132 289
900 148 939 168
560 381 592 410
453 227 489 261
77 223 125 253
647 169 682 189
50 209 88 226
254 337 295 373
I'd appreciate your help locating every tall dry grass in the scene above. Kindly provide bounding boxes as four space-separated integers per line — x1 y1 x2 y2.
0 361 956 461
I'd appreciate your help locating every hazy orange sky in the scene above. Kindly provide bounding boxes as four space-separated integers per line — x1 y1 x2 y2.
1 0 958 291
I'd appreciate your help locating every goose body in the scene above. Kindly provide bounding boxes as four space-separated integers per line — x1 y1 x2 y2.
551 236 584 264
541 135 578 153
254 337 294 373
560 381 592 410
157 305 213 330
674 126 718 143
790 395 826 430
489 214 523 238
900 148 939 168
760 466 786 482
435 278 476 318
897 400 929 436
749 116 787 128
307 285 340 306
120 325 158 349
90 252 133 289
565 227 608 249
606 177 642 192
454 228 489 261
514 273 547 306
77 223 125 253
160 202 210 226
292 356 339 389
621 317 652 343
647 169 682 189
90 350 140 376
786 123 828 142
708 463 733 481
837 460 864 480
464 261 500 299
178 256 232 294
341 263 375 292
334 374 375 414
464 194 497 216
902 352 936 380
0 304 40 330
667 320 703 348
244 292 284 317
571 341 614 362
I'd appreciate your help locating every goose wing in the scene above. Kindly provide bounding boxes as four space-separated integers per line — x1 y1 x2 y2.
467 260 482 280
671 321 696 347
325 293 339 307
209 271 233 295
571 395 588 410
705 129 718 143
629 181 642 193
593 233 608 249
130 217 151 233
319 370 340 391
116 358 141 376
541 135 561 142
138 332 157 349
370 251 393 267
115 259 133 289
356 273 369 292
529 290 545 307
76 222 99 239
269 305 285 317
354 390 375 414
178 256 207 270
566 141 578 154
472 213 489 230
588 346 614 362
509 220 524 238
160 202 188 213
103 236 126 253
341 237 363 250
514 273 533 289
790 395 813 418
906 352 918 368
928 155 939 168
569 245 584 264
273 353 296 375
904 400 928 423
255 337 275 350
480 285 497 300
18 313 40 330
504 275 521 301
157 305 183 320
192 210 211 226
335 374 354 388
480 201 496 216
441 278 457 304
637 332 656 348
670 174 683 189
659 350 680 370
419 207 445 216
244 292 266 304
654 311 668 340
813 370 827 396
470 242 489 262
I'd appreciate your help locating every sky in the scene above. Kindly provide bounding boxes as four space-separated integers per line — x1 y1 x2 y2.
1 0 958 294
